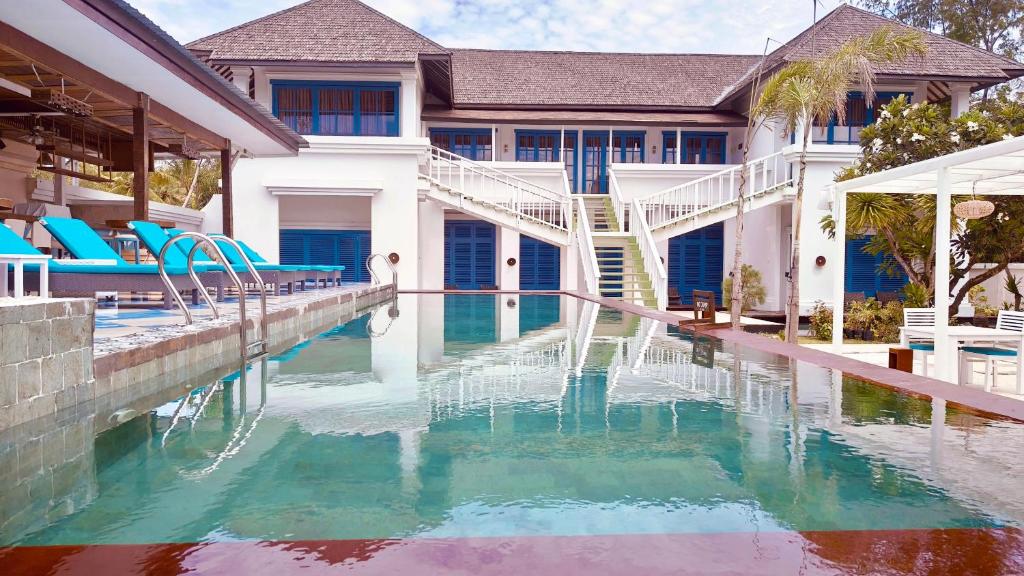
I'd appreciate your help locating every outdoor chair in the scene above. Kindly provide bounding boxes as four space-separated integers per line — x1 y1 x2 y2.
129 221 304 295
844 292 866 307
4 220 214 308
901 308 936 376
207 232 347 289
667 286 686 311
959 310 1024 392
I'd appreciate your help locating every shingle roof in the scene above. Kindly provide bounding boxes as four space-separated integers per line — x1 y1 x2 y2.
450 49 761 109
186 0 448 63
721 4 1024 103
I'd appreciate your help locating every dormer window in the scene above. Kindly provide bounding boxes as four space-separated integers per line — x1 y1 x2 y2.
271 81 399 136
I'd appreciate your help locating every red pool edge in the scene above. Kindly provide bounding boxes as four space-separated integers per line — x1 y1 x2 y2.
3 527 1022 576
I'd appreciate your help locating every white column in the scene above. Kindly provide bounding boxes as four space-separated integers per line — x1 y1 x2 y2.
418 200 445 290
491 124 497 160
934 167 953 381
499 294 520 342
418 293 444 364
228 67 250 95
400 76 419 138
372 294 419 393
949 83 972 118
562 241 579 291
675 129 682 164
831 189 846 352
559 126 564 163
930 396 946 468
372 183 420 290
498 227 520 290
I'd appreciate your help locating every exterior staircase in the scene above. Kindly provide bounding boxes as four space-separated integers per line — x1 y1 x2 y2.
636 151 794 243
421 146 571 246
578 195 657 307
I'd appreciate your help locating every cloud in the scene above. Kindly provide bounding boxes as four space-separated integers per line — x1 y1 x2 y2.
135 0 845 54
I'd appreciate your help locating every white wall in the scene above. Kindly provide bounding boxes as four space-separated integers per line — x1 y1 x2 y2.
231 137 427 289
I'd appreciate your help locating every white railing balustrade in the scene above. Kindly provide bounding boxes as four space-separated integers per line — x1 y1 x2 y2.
629 198 668 310
575 196 601 294
425 146 570 231
607 169 626 232
636 151 791 230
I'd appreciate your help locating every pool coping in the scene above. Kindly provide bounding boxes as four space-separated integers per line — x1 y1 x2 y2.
401 289 1024 423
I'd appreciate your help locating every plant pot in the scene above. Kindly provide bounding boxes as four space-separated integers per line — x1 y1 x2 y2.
861 329 874 341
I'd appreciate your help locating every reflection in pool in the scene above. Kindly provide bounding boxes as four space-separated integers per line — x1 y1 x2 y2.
1 294 1022 575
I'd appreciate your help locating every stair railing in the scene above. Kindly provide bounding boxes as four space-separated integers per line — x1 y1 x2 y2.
636 151 791 230
424 146 570 232
607 169 626 232
575 196 601 294
629 198 668 310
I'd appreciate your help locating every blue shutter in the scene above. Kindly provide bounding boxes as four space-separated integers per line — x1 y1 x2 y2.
444 220 496 289
669 223 725 305
845 235 907 297
520 236 560 290
279 229 371 280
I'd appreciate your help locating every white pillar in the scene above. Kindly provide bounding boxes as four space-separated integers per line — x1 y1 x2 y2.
499 294 520 342
491 124 497 161
418 200 445 290
934 167 952 381
675 129 682 164
400 76 418 138
372 184 420 290
498 227 520 290
562 241 579 291
559 126 564 163
831 189 846 352
949 83 972 118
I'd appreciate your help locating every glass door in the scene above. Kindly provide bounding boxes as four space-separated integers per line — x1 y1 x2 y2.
583 132 608 194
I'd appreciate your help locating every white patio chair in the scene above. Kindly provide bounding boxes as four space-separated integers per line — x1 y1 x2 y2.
901 308 935 376
958 310 1024 392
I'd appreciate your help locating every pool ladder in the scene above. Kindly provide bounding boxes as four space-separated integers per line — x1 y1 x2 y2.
365 253 399 337
157 232 269 362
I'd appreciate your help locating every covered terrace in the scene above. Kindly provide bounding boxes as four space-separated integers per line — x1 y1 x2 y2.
831 135 1024 386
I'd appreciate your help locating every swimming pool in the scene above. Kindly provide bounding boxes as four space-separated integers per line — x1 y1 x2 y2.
2 294 1022 575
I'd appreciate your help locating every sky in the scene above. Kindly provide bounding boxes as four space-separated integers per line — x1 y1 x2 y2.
133 0 847 54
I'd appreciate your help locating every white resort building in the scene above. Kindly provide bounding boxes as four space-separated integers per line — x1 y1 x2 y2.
180 0 1024 312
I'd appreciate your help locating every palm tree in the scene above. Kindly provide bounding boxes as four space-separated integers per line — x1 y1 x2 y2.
753 26 926 342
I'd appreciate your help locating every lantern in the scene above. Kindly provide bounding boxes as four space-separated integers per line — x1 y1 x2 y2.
953 181 994 220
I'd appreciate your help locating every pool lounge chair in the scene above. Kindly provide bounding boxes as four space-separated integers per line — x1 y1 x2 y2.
3 220 216 308
128 221 299 295
207 232 346 288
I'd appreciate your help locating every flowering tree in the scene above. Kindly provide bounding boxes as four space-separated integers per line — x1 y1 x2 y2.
830 95 1024 314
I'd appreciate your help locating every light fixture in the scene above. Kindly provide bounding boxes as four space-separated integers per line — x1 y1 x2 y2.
953 181 995 220
37 151 54 169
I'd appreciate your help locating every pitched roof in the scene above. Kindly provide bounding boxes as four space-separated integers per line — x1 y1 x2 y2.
450 49 761 110
186 0 448 63
721 4 1024 103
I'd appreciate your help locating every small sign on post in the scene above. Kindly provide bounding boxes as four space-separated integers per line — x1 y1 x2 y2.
678 290 730 332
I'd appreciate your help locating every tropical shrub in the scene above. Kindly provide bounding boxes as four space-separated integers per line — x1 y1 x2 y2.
808 302 833 341
723 264 767 311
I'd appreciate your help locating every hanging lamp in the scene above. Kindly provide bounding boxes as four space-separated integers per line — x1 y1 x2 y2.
953 180 994 219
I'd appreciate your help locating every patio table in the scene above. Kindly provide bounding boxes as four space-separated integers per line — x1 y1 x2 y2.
1 253 50 298
901 325 1023 393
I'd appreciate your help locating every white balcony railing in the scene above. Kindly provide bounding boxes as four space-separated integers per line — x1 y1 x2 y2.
607 169 626 232
575 195 601 294
636 151 791 231
425 146 570 231
629 198 668 310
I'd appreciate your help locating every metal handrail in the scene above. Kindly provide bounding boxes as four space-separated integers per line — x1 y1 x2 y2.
157 232 268 361
366 253 397 286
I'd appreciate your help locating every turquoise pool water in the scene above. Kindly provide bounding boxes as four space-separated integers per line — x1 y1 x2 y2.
2 294 1023 574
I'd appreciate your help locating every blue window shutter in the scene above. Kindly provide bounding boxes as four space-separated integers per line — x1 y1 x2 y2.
669 223 724 305
280 229 370 280
279 230 305 265
845 236 879 295
520 236 560 290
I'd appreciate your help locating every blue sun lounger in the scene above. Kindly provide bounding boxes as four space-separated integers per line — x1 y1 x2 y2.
2 219 216 308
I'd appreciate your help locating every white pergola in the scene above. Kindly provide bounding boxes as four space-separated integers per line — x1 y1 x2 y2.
831 135 1024 383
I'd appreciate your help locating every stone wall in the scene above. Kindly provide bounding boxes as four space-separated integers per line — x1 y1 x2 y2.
0 299 95 430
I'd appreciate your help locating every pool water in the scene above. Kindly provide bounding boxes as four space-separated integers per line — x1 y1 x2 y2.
2 294 1023 575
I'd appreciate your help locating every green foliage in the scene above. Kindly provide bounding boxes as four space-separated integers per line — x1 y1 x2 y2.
902 282 930 308
1005 271 1024 311
808 302 834 341
843 298 905 342
830 95 1024 315
969 285 1000 316
99 158 223 210
722 264 767 311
